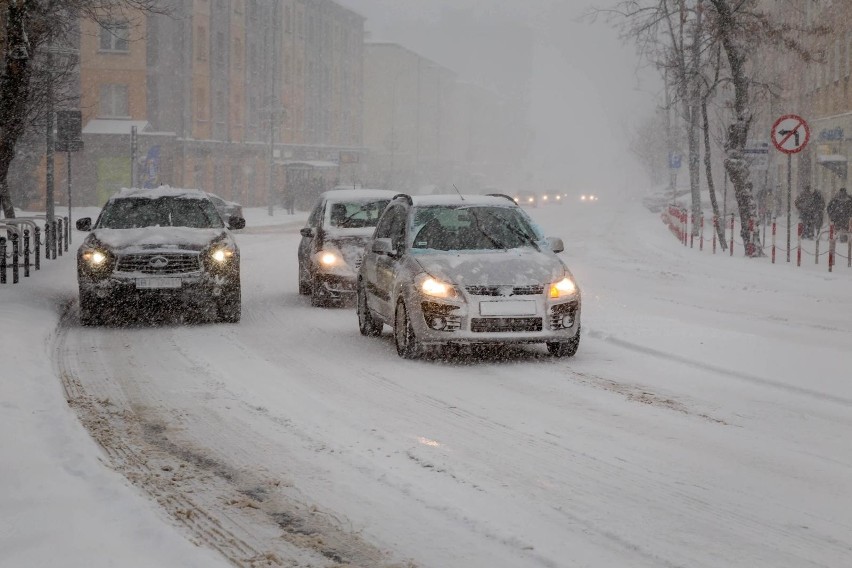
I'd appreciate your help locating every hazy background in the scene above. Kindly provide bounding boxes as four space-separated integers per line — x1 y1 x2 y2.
338 0 660 196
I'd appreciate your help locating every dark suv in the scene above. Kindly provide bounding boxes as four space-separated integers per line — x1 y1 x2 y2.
75 187 245 325
357 193 581 358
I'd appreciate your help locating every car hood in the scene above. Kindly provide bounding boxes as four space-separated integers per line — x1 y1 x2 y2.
414 248 566 286
328 236 370 267
89 227 229 253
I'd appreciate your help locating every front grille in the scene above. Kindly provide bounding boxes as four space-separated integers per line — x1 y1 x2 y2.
116 253 201 274
471 317 542 333
465 284 544 296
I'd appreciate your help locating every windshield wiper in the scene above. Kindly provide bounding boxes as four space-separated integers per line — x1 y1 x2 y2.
480 210 540 251
469 211 508 250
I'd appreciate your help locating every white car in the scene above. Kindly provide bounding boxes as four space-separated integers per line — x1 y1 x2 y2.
298 189 397 306
357 193 581 358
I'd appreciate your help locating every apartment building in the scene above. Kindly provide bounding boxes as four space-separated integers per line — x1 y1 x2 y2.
71 0 364 207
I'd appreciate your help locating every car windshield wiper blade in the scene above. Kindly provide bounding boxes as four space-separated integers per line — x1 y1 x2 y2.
481 210 540 251
468 211 508 250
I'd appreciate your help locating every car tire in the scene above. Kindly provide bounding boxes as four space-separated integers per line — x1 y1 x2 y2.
310 276 327 307
546 326 580 357
298 263 311 295
79 291 102 326
357 283 382 337
394 299 423 359
217 282 242 323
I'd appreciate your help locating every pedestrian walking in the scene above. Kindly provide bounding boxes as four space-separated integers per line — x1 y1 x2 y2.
794 185 824 239
827 187 852 243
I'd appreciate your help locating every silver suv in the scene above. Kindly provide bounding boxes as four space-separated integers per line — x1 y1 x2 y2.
356 194 581 358
75 187 244 325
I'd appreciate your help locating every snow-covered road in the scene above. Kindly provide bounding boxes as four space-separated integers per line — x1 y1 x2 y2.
7 197 852 567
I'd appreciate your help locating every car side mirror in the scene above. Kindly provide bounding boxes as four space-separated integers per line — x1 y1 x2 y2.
300 227 314 238
228 216 246 230
76 218 92 231
547 237 564 253
371 238 394 255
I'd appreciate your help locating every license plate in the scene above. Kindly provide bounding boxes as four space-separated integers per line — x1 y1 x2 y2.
136 277 182 289
479 300 536 316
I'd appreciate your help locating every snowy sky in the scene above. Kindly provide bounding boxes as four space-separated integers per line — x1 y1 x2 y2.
338 0 660 194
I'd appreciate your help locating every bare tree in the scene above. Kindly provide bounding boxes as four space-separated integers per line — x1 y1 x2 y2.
598 0 827 256
0 0 165 217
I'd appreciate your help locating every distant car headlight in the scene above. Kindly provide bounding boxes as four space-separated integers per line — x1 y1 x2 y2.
416 274 460 300
527 196 534 203
542 195 548 201
549 276 578 299
580 195 587 201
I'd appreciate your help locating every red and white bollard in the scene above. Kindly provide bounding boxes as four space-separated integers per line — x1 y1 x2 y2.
771 217 776 264
797 222 803 267
699 213 704 251
815 230 820 265
729 213 735 256
713 216 718 254
828 223 835 272
682 208 688 246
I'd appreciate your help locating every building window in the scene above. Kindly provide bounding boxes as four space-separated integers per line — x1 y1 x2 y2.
196 26 207 61
216 31 225 65
834 38 841 82
846 31 851 78
99 21 129 52
99 84 129 117
196 87 208 121
234 38 243 68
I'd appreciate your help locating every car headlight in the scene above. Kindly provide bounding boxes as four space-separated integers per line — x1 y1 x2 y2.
318 250 341 266
549 276 578 299
313 249 355 276
416 273 460 300
82 249 108 266
210 246 235 263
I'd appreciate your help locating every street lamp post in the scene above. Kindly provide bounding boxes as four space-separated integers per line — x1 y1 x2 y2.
45 48 56 255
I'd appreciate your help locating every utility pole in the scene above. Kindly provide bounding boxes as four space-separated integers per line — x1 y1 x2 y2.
45 47 56 252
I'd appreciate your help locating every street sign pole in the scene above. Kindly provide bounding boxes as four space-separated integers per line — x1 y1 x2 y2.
771 114 810 263
787 153 792 262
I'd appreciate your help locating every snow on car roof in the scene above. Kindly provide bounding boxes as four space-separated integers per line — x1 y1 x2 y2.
320 189 398 202
410 194 519 207
109 186 210 201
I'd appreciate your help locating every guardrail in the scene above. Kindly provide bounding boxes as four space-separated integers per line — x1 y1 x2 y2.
0 216 69 284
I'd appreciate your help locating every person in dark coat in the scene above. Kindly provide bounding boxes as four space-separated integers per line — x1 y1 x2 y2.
795 185 825 239
827 187 852 242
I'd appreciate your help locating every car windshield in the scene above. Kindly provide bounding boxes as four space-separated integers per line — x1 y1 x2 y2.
326 199 390 229
410 205 541 251
97 197 225 229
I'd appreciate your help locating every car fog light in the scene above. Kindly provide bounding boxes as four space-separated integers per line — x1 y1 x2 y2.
561 314 574 328
430 317 446 330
